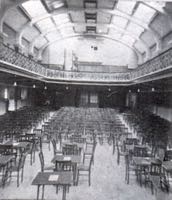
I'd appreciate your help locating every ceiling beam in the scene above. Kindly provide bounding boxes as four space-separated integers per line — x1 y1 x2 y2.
28 22 149 60
36 33 141 63
11 6 161 58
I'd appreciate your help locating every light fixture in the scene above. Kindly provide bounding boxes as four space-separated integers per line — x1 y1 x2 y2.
108 88 111 92
33 84 36 88
66 86 69 90
4 88 8 99
13 81 17 87
151 87 155 92
44 86 47 90
137 88 140 93
129 89 131 93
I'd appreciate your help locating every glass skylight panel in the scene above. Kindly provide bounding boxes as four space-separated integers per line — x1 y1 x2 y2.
116 1 136 15
122 35 135 46
46 32 61 41
36 18 55 32
127 22 144 37
108 30 121 40
144 2 165 13
51 0 65 9
34 37 47 49
53 14 70 26
133 4 156 24
60 27 74 37
22 0 47 18
112 16 128 29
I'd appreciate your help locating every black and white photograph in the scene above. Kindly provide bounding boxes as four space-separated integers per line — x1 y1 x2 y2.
0 0 172 200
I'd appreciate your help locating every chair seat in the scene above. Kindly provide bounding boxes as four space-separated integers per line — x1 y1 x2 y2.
44 164 55 171
78 164 89 171
55 150 63 155
85 149 93 155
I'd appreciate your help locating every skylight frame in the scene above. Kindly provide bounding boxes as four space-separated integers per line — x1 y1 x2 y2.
126 22 145 37
53 14 71 26
36 17 55 32
116 1 137 15
112 16 128 29
133 3 156 24
21 0 48 19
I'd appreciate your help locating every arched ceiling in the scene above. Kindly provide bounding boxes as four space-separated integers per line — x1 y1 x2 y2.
0 0 171 66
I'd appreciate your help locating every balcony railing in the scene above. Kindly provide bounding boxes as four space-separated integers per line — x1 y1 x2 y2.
1 42 172 83
0 43 46 76
131 46 172 79
46 69 130 82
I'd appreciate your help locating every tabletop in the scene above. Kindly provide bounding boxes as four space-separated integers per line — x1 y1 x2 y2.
162 161 172 172
0 155 14 165
51 155 81 164
2 141 30 149
62 142 84 149
133 156 161 166
32 172 72 186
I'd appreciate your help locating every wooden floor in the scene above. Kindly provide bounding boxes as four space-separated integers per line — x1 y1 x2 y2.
0 141 172 200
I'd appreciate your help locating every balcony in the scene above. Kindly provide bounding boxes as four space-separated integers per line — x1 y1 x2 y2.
0 42 172 84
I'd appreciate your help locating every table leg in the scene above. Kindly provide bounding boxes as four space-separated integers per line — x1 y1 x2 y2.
42 185 45 200
37 185 40 200
62 186 66 200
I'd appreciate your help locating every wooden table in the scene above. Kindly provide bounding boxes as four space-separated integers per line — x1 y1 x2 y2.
32 172 72 200
2 141 30 154
4 141 30 149
162 161 172 191
51 155 81 185
132 156 161 186
0 155 14 187
62 142 85 150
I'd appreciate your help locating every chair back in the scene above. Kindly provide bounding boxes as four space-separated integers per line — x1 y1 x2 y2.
18 153 27 170
55 160 72 171
133 146 147 157
51 139 57 156
155 147 165 162
164 150 172 161
39 151 45 172
62 144 79 155
150 162 162 175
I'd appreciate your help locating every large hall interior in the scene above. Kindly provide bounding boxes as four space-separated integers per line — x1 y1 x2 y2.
0 0 172 200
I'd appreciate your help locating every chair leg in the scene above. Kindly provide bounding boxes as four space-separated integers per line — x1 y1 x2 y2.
77 170 79 186
17 172 19 187
89 171 91 186
151 182 154 195
83 154 85 163
117 153 120 165
30 153 33 165
21 168 24 182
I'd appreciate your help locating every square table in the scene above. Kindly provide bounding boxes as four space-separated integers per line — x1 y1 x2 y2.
0 155 14 187
32 172 72 200
51 155 81 185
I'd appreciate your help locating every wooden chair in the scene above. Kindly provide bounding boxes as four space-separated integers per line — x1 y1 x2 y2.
125 153 137 184
116 140 127 165
77 155 93 186
83 141 96 164
38 151 55 172
145 162 163 194
51 139 62 156
10 152 27 187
